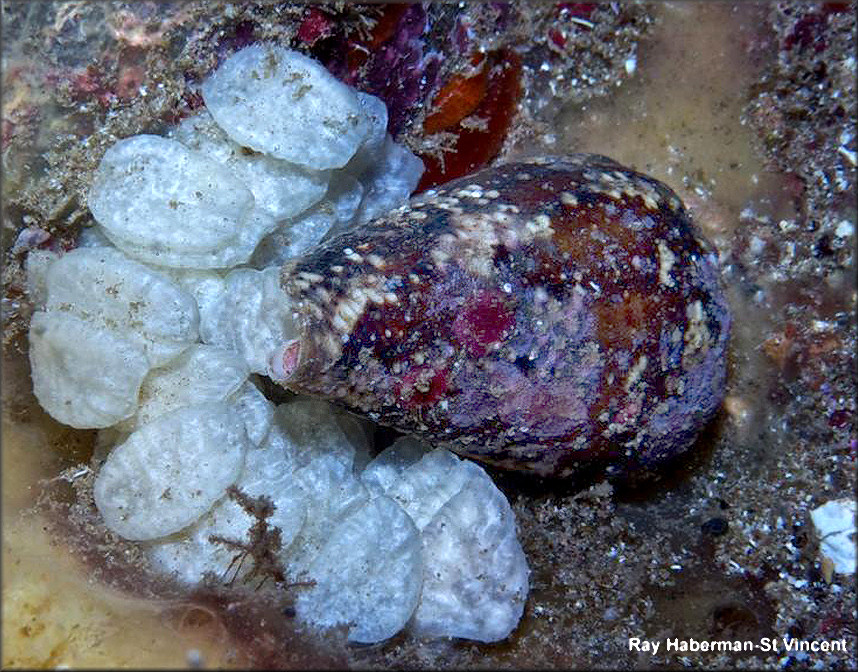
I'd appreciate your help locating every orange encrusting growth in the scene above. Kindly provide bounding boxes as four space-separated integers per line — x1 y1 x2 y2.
417 49 522 191
422 58 488 134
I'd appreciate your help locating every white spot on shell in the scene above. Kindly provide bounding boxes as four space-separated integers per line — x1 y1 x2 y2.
624 355 648 391
657 240 676 288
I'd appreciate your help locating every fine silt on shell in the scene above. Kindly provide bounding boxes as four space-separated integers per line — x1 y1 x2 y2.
278 154 731 477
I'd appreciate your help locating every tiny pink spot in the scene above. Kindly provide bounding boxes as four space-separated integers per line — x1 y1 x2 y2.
270 339 301 381
452 289 516 357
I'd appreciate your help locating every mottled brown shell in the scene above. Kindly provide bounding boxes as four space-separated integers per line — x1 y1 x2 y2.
280 154 731 477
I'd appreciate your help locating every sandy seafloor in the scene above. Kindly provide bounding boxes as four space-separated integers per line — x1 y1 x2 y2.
1 2 856 669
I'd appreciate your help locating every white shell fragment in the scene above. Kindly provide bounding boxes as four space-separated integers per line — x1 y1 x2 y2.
29 311 149 429
289 452 369 574
227 380 275 446
360 436 430 497
118 344 249 432
202 45 372 170
164 268 226 328
199 266 297 375
94 403 250 540
268 401 370 574
88 135 277 269
296 496 423 643
251 175 365 266
147 429 307 585
412 465 530 643
89 134 250 249
353 135 425 225
75 223 114 248
361 443 530 642
366 445 475 530
275 399 363 468
272 401 369 537
171 110 330 222
44 247 199 366
146 399 367 588
24 249 58 310
149 479 306 585
810 499 857 575
344 92 389 178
